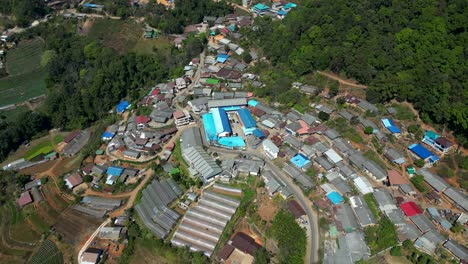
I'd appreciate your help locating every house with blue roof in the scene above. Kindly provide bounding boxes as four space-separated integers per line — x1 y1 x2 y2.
408 144 439 163
422 131 439 146
211 108 232 137
381 118 401 135
107 166 124 176
116 101 130 113
277 10 288 19
237 108 257 135
216 54 229 63
252 3 269 15
106 166 124 185
101 131 114 141
422 131 453 154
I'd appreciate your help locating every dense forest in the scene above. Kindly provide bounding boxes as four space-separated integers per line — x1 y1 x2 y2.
0 112 51 162
246 0 467 143
0 0 49 27
146 0 233 33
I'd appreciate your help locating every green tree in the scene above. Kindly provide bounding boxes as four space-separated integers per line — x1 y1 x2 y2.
83 175 92 183
364 126 374 134
253 248 270 264
318 111 330 121
243 52 252 63
414 159 425 168
390 246 402 256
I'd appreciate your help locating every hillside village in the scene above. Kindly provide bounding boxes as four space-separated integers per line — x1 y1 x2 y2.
0 1 467 264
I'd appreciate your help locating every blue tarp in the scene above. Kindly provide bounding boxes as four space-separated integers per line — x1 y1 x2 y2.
216 54 229 63
218 137 246 148
429 155 439 163
382 118 401 134
116 101 129 113
252 129 265 139
237 108 256 129
107 166 124 176
101 131 114 140
408 144 434 159
326 191 343 205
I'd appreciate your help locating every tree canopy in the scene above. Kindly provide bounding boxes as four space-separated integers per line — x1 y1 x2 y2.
246 0 468 143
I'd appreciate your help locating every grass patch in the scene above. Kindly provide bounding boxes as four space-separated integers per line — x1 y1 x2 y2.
363 193 381 220
0 106 29 122
23 141 54 160
391 104 416 121
29 213 50 233
88 19 172 56
0 69 47 107
7 202 25 224
364 216 398 255
327 117 364 144
52 135 64 145
10 222 41 244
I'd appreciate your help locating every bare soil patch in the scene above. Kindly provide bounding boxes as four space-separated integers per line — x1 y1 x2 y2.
256 187 279 222
54 209 99 245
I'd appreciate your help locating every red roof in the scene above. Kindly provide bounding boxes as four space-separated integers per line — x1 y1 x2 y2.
286 200 306 219
173 110 185 119
65 172 83 188
270 135 282 146
82 163 94 175
151 88 160 96
231 232 261 255
305 136 319 145
17 191 33 206
217 244 235 260
136 116 150 124
387 170 407 185
64 130 80 143
400 201 422 217
165 142 175 151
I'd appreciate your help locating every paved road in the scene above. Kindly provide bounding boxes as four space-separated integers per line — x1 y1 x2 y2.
207 146 319 264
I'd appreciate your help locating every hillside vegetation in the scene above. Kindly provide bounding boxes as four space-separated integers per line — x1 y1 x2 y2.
246 0 468 143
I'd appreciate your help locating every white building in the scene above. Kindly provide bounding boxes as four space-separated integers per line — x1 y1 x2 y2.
263 139 279 159
353 177 374 194
175 77 187 90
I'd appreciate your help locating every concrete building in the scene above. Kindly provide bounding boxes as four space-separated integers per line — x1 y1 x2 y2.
262 139 279 159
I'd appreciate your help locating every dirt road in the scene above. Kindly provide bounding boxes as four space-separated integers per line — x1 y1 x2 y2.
81 168 154 218
317 71 367 89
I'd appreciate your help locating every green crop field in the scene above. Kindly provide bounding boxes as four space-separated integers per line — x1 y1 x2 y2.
23 141 54 161
0 38 47 107
6 38 44 76
29 240 63 264
23 135 62 161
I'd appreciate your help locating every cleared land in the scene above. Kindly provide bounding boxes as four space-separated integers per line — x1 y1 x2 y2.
87 19 172 56
54 209 99 244
0 38 47 107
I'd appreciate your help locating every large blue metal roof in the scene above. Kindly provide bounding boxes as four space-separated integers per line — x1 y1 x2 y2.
409 144 433 159
237 108 256 129
381 118 401 134
211 108 232 135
